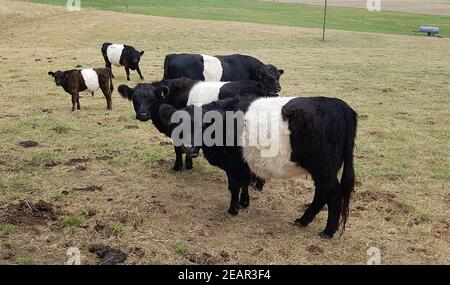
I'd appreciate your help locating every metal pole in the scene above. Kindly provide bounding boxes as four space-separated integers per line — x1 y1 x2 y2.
322 0 328 41
124 0 128 13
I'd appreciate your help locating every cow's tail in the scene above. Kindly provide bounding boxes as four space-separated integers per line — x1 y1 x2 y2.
339 107 357 233
163 55 171 80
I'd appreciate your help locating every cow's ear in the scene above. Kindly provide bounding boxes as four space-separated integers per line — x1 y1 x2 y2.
48 71 55 77
118 84 133 100
278 69 284 75
140 51 144 56
155 86 169 101
159 104 176 126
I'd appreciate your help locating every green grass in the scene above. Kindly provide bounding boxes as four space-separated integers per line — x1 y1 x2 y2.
173 240 189 256
28 0 450 36
16 256 33 265
0 224 13 235
109 222 126 236
61 214 87 227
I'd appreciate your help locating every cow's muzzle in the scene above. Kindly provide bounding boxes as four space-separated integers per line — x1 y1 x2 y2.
136 112 151 122
183 145 200 158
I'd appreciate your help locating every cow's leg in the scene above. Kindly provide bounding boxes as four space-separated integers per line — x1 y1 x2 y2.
295 185 327 227
173 146 183 171
227 173 241 216
239 178 250 209
321 179 343 238
185 155 193 170
136 65 144 80
108 63 114 78
76 95 81 110
102 55 114 78
125 67 130 81
100 82 112 110
105 93 112 110
70 93 78 112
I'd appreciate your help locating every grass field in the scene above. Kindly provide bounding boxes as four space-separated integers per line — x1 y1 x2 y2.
28 0 450 36
0 0 449 264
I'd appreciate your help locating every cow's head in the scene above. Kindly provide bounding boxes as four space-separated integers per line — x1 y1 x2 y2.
159 97 238 158
128 50 144 71
118 83 168 121
257 65 284 95
48 71 66 87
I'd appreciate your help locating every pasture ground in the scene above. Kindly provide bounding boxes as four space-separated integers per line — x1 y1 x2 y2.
0 0 449 264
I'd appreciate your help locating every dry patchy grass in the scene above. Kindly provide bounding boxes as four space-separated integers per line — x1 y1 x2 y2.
0 0 449 264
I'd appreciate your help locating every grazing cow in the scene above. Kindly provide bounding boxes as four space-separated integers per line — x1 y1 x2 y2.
118 78 275 173
101 43 144 81
159 95 357 238
163 53 284 94
48 68 113 111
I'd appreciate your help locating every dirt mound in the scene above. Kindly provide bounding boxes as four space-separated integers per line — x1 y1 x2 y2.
89 244 127 265
66 158 89 166
124 125 139 129
19 141 39 148
187 252 218 265
306 245 324 254
72 185 103 192
356 191 412 214
95 156 113 161
1 200 59 226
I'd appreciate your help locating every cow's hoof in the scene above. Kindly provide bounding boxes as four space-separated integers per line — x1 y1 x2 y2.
227 208 239 216
140 77 144 80
127 78 131 81
185 164 193 170
319 229 335 239
294 218 309 227
172 165 183 172
239 201 249 209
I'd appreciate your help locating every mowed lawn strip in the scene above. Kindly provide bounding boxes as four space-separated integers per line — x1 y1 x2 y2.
28 0 450 36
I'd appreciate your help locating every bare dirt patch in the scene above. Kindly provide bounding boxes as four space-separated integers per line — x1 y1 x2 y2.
66 158 90 166
95 156 113 161
356 191 412 215
306 245 324 254
72 185 103 192
124 125 139 129
19 141 39 148
89 244 128 265
1 200 60 226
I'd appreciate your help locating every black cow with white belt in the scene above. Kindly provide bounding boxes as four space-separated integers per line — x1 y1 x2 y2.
163 53 284 95
159 95 357 238
101 43 144 81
